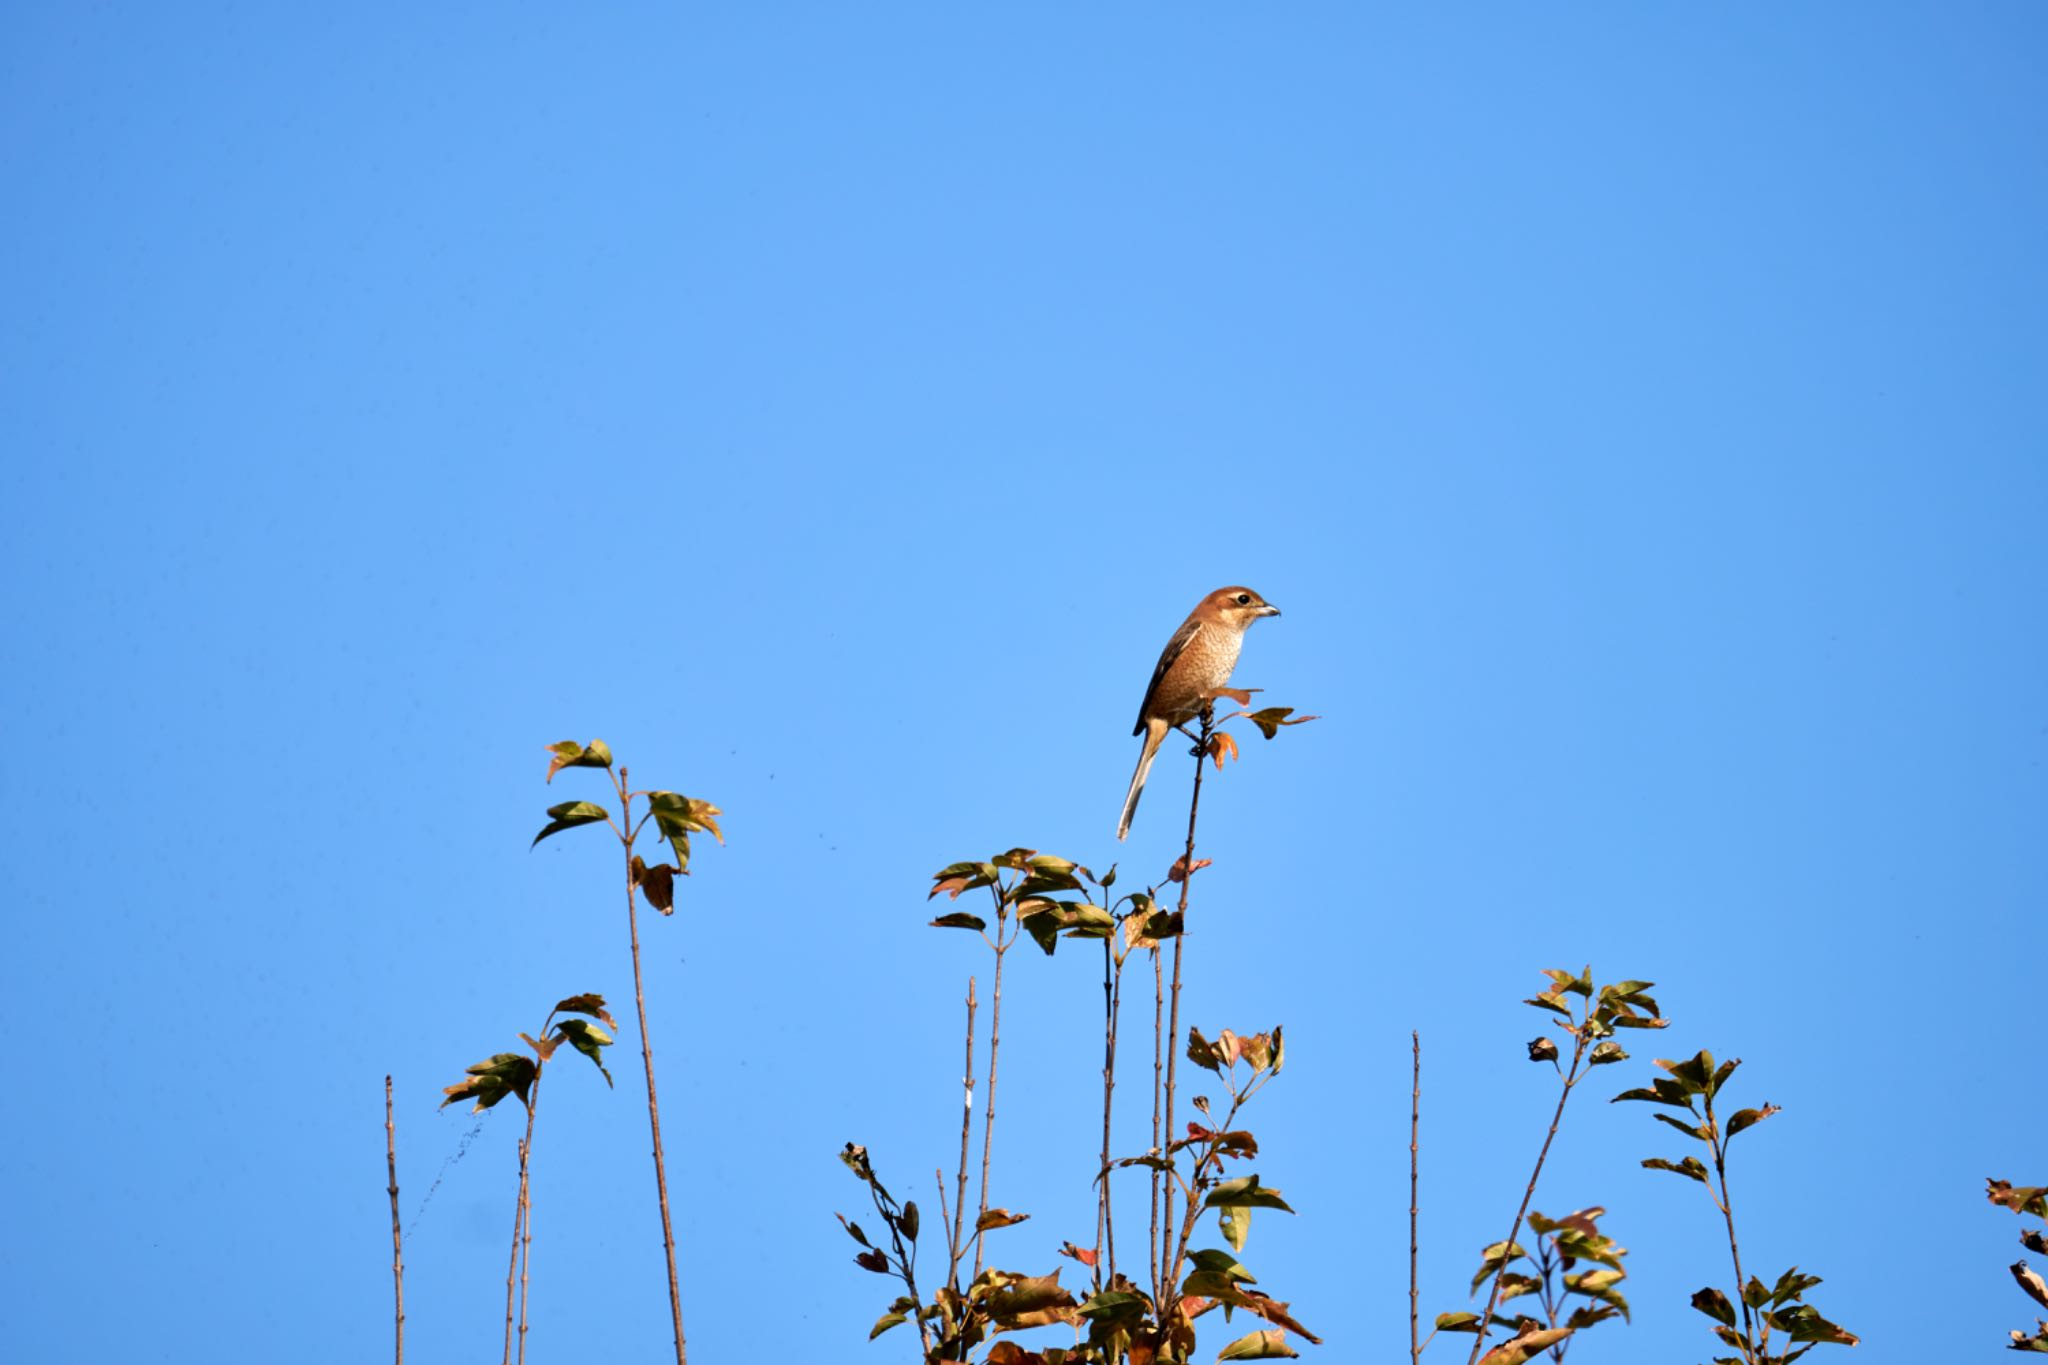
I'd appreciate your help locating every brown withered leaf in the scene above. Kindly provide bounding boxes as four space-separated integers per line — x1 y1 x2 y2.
2024 1230 2048 1255
1208 731 1241 770
983 1345 1049 1365
1528 1037 1559 1063
1167 856 1212 883
976 1208 1031 1232
1206 686 1258 706
2016 1262 2048 1311
638 862 676 913
1058 1241 1099 1267
979 1270 1078 1332
1478 1321 1572 1365
854 1248 890 1273
552 993 617 1029
1991 1180 2048 1219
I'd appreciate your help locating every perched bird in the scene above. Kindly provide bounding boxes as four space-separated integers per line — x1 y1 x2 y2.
1117 586 1281 841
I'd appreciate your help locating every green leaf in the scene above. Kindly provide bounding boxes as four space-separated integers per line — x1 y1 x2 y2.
1217 1329 1299 1359
869 1311 907 1340
1725 1105 1780 1139
553 1017 614 1087
440 1052 536 1113
837 1215 870 1246
1642 1156 1711 1183
1062 904 1118 938
1019 905 1063 955
1651 1111 1709 1142
532 801 609 847
1220 1203 1251 1253
1691 1287 1737 1326
929 911 988 931
1435 1312 1482 1334
1743 1276 1772 1309
1771 1267 1823 1305
898 1201 919 1241
1205 1175 1295 1213
1588 1041 1629 1066
1770 1303 1859 1345
544 739 614 782
1189 1248 1257 1283
1611 1080 1695 1108
1524 992 1573 1018
1659 1051 1716 1093
644 791 722 872
1469 1240 1529 1293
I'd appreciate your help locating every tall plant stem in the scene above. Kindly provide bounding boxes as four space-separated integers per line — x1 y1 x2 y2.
1707 1094 1759 1363
1149 944 1163 1300
1465 1029 1589 1365
516 1087 539 1365
972 896 1009 1277
617 768 689 1365
1410 1035 1420 1365
503 1075 541 1365
1096 941 1124 1289
385 1075 405 1365
949 976 977 1291
1158 708 1211 1302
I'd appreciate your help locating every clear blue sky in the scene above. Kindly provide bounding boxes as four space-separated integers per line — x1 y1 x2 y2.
4 5 2042 1362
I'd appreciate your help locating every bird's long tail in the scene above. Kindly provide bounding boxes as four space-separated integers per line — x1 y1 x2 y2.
1117 720 1168 841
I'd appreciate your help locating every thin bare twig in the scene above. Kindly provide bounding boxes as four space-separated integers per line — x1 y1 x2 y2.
1158 706 1211 1301
1465 1028 1590 1365
516 1097 536 1365
1095 935 1116 1292
386 1075 405 1365
1149 942 1163 1300
973 887 1009 1276
1410 1034 1420 1365
1097 939 1127 1288
1707 1089 1759 1364
950 977 977 1291
616 767 689 1365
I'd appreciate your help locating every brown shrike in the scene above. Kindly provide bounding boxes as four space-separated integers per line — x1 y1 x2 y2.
1116 586 1281 841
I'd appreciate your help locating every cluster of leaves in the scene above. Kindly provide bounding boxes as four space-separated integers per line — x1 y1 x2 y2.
1430 970 1664 1365
1988 1179 2048 1352
439 994 617 1113
1442 1208 1628 1363
1615 1051 1857 1363
841 1141 1082 1362
533 737 722 901
928 848 1163 956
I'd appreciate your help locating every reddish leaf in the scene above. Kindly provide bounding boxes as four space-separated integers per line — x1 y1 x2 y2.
1167 856 1212 883
1058 1241 1099 1267
1208 731 1241 769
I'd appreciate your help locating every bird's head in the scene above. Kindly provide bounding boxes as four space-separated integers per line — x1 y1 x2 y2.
1201 586 1281 629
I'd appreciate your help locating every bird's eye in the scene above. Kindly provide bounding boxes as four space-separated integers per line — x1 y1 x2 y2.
1235 593 1251 605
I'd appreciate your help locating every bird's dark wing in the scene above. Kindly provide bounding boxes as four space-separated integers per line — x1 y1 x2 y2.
1133 616 1201 735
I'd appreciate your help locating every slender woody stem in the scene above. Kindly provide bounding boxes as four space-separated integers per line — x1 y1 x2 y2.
1095 935 1115 1293
1708 1093 1759 1363
386 1076 405 1365
516 1093 536 1365
1149 944 1163 1301
1465 1027 1589 1365
1410 1035 1420 1365
618 769 689 1365
951 977 976 1292
973 887 1008 1277
1159 707 1210 1302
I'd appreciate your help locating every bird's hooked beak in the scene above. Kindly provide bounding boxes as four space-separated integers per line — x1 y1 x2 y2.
1258 603 1281 617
